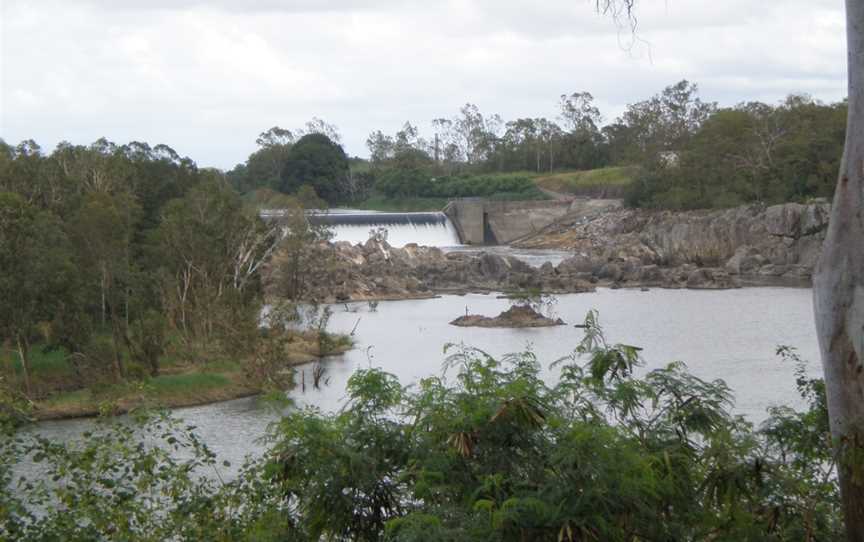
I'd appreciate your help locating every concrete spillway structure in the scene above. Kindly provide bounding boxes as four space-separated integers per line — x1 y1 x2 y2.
443 199 574 245
306 210 461 247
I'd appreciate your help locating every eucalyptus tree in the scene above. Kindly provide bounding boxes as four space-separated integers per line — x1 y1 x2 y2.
433 103 503 167
558 91 603 134
813 1 864 538
155 176 278 352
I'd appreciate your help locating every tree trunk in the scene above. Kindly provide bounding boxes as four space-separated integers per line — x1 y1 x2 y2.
813 1 864 539
16 336 31 397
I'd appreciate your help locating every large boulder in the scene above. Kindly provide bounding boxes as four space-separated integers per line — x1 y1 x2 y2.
556 255 596 275
597 262 623 282
725 246 766 275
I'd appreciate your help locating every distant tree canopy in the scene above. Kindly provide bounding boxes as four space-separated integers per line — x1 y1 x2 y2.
279 133 350 204
626 94 846 209
230 81 845 210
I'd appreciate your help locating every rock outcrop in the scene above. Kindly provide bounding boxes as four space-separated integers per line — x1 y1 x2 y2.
450 305 566 328
266 238 597 303
265 202 826 302
513 202 829 285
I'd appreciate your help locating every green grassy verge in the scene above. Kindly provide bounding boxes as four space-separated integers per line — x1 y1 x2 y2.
353 196 450 212
5 331 354 421
34 370 256 420
535 166 638 196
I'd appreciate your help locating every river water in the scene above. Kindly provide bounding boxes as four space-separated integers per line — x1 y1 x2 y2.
24 286 820 475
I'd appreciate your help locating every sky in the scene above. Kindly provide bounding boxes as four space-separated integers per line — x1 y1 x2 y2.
0 0 847 170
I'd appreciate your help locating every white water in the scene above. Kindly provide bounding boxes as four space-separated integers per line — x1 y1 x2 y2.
329 219 461 247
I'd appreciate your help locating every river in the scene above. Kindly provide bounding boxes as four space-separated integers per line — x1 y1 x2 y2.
24 285 820 476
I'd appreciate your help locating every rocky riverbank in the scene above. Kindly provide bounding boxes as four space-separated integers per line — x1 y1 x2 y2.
513 201 828 287
267 239 596 303
267 235 749 304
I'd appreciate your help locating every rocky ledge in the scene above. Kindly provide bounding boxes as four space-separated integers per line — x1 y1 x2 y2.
514 201 829 286
266 231 743 304
451 305 565 328
267 238 595 303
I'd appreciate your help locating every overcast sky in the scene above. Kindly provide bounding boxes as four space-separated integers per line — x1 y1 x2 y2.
0 0 847 169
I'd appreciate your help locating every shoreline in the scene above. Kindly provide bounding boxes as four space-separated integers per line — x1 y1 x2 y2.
28 280 811 423
29 344 353 422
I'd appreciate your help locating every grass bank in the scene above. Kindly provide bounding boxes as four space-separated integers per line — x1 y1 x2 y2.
535 166 638 197
4 331 353 421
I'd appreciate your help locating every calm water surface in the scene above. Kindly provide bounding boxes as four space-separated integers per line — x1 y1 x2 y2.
24 287 820 476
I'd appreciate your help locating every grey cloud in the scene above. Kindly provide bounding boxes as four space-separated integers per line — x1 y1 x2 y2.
0 0 849 169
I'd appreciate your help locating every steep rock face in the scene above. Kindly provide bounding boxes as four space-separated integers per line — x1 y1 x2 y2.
514 202 829 283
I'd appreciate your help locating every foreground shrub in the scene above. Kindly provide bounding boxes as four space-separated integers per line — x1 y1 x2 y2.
0 312 841 540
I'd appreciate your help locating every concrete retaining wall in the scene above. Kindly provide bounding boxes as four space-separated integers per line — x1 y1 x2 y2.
442 200 565 245
444 198 622 245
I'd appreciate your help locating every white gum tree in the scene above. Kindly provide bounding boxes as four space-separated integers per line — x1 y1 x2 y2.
813 2 864 539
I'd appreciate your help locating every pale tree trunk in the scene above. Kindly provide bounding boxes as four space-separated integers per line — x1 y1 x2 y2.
813 1 864 539
16 336 31 397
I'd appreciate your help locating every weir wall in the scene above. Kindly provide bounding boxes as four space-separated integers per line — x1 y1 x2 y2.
444 198 620 245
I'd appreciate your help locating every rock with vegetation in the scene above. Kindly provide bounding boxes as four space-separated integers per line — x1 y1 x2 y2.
450 304 565 328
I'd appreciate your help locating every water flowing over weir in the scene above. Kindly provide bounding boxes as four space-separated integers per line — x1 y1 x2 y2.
309 210 462 247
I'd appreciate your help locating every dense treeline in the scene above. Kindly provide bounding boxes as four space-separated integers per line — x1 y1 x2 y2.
0 138 285 408
1 317 841 539
627 94 846 209
228 81 846 210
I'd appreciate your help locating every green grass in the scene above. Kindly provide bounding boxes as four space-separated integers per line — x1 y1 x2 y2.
148 372 232 398
7 346 72 377
535 166 638 195
38 388 92 411
33 371 245 419
353 196 450 212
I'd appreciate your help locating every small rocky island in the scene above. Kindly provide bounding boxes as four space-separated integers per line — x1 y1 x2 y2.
450 305 566 328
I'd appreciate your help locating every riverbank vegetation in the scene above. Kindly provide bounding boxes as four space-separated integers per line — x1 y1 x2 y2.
222 81 845 212
0 140 350 422
1 316 840 540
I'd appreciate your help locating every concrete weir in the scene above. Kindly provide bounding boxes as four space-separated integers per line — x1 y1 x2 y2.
443 199 573 245
308 210 461 247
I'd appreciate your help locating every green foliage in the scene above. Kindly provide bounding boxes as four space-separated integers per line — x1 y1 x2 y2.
354 195 450 212
270 206 334 301
280 133 351 204
625 95 846 209
376 171 546 200
0 317 842 539
0 138 289 410
0 192 78 395
155 176 274 352
129 310 167 376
